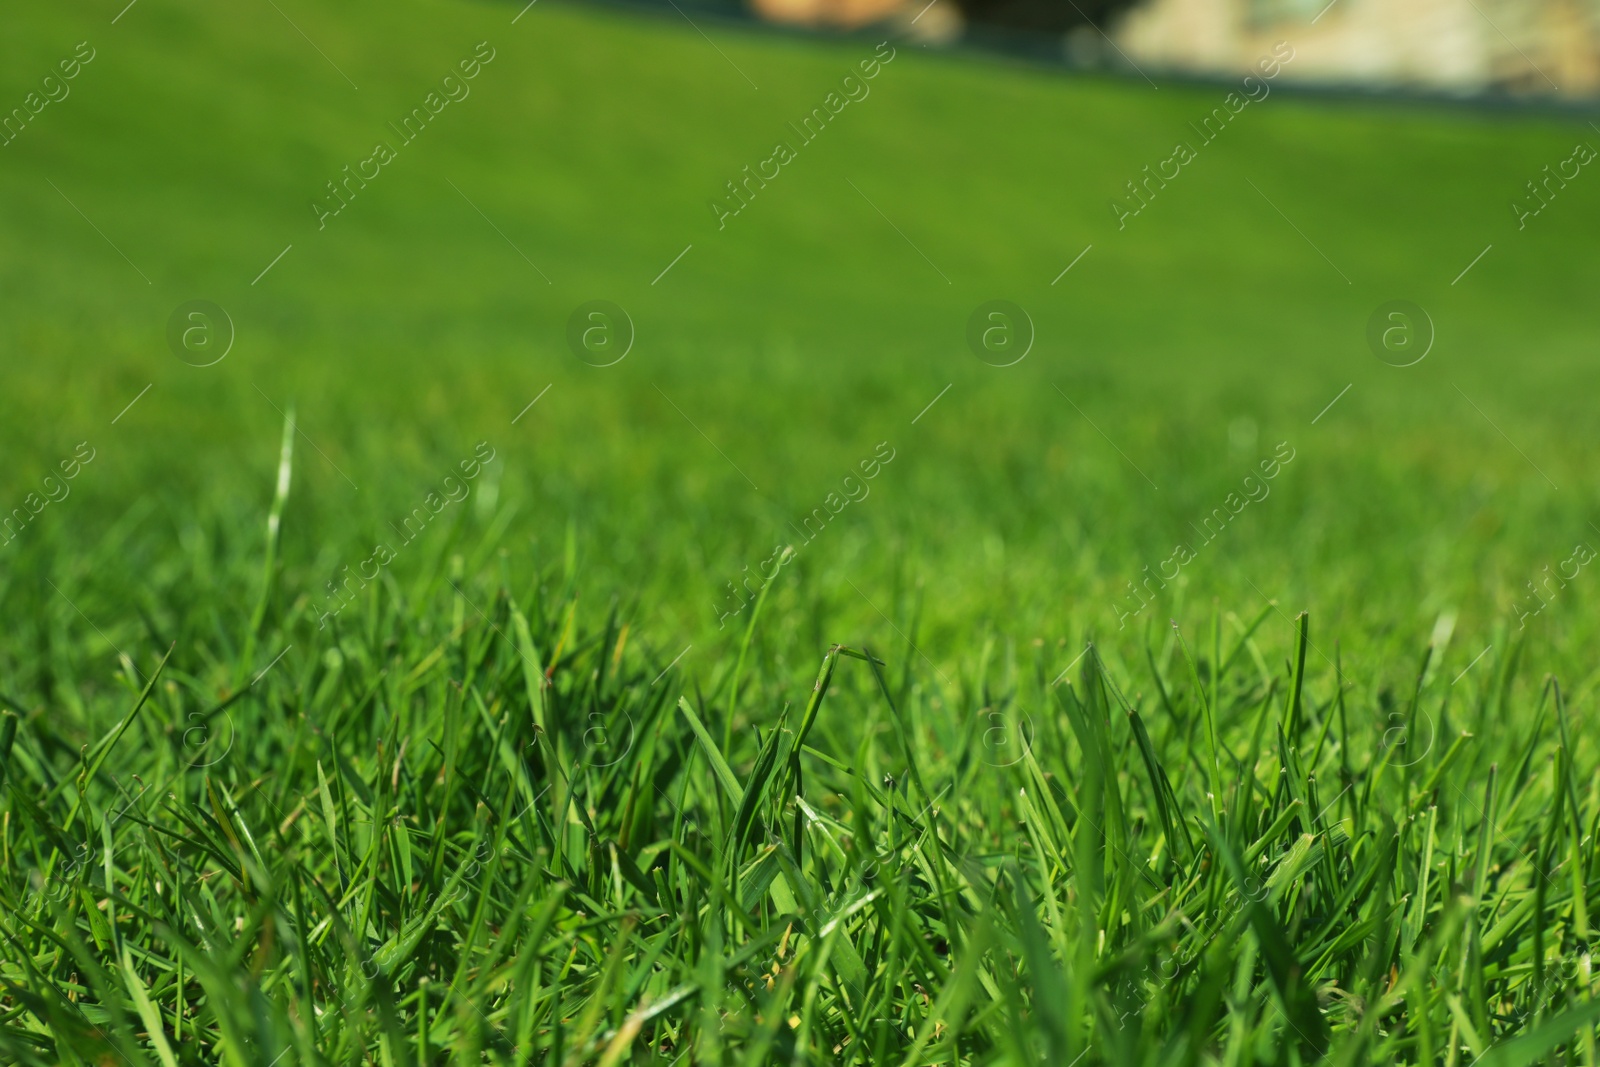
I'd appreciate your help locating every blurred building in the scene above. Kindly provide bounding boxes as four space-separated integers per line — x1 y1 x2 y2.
1114 0 1600 96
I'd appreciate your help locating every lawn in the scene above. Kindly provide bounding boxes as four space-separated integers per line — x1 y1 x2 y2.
2 0 1600 1062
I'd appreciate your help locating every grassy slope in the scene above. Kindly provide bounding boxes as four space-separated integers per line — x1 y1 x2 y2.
2 0 1600 1063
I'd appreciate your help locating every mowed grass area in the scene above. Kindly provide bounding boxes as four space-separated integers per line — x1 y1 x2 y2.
4 0 1600 1062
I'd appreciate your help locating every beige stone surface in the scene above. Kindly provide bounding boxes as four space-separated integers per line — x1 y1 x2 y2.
1113 0 1600 96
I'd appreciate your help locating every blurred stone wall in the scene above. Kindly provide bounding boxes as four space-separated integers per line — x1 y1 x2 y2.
1114 0 1600 96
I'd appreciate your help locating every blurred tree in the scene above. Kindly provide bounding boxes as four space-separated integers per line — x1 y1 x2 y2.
954 0 1140 33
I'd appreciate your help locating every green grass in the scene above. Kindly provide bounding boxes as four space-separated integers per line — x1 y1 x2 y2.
3 0 1600 1061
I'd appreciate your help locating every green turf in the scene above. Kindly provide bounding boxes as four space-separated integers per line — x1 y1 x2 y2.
3 0 1600 1062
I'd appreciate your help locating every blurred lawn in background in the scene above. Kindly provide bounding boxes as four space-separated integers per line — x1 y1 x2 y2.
2 0 1598 691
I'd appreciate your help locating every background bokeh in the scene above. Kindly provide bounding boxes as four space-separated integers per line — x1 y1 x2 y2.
4 0 1596 703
